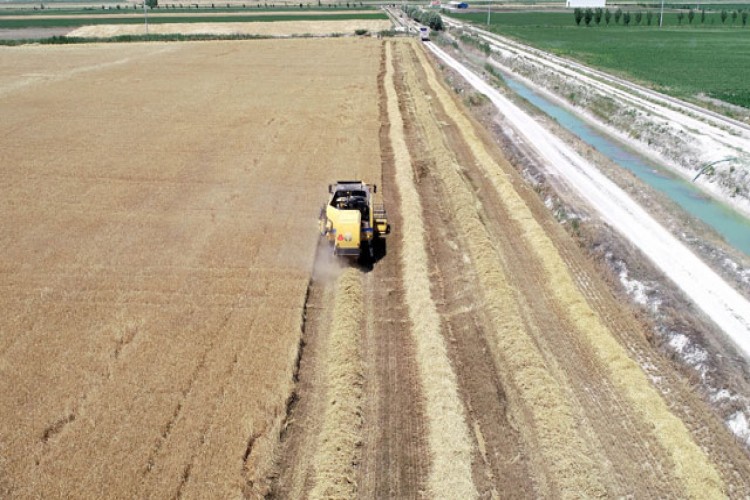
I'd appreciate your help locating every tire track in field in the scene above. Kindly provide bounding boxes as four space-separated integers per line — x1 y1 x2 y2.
138 308 262 497
384 40 477 499
140 308 244 481
392 44 533 498
357 41 429 498
266 267 335 499
0 46 176 99
413 49 683 495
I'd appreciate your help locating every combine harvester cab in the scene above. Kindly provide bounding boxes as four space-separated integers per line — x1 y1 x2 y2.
319 180 390 261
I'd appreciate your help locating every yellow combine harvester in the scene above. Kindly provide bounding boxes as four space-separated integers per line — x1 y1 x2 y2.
319 180 390 260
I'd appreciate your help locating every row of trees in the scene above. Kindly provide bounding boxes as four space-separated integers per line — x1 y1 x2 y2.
401 5 444 30
573 7 749 26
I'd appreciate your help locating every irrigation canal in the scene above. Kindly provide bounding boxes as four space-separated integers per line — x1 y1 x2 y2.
502 74 750 258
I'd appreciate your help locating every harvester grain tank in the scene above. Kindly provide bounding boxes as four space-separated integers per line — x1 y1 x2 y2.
319 180 390 259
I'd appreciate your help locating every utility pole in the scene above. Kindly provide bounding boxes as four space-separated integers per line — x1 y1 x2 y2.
143 0 149 35
659 0 664 27
487 0 491 26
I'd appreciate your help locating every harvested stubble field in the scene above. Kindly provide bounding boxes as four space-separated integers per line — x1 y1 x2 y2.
65 19 391 37
3 35 750 499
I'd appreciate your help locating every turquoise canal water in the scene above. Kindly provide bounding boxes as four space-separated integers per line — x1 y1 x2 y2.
502 75 750 257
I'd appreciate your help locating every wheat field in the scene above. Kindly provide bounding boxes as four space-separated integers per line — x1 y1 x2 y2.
0 38 382 497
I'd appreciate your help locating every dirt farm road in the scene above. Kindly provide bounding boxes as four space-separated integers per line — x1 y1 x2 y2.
2 38 750 497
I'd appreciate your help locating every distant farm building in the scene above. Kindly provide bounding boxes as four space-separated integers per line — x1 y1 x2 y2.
566 0 606 7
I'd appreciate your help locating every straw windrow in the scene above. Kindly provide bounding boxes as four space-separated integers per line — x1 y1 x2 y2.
384 41 478 499
309 268 365 499
403 41 607 498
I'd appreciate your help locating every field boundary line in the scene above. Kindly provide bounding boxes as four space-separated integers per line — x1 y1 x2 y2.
385 40 477 499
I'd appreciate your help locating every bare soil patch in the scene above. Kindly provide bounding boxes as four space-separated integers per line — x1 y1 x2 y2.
0 27 74 39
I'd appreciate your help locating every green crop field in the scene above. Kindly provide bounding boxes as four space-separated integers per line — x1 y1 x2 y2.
454 9 750 27
0 11 386 28
452 10 750 108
